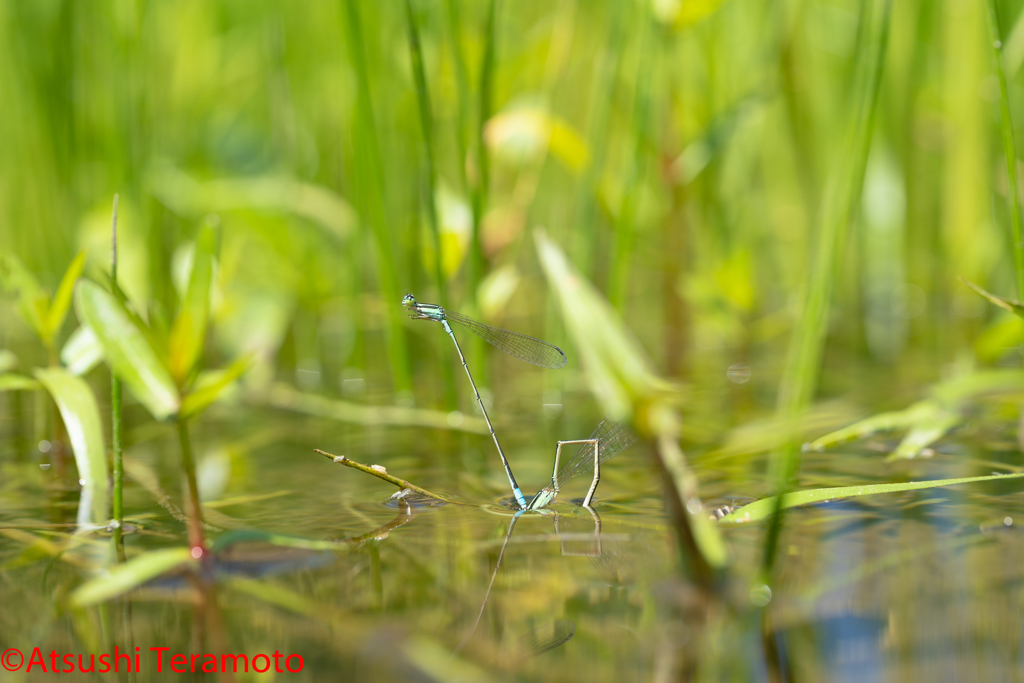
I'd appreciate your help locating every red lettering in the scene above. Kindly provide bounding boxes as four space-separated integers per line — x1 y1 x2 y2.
253 654 270 673
114 646 133 672
99 653 111 673
78 654 95 673
286 654 303 672
190 653 201 672
151 647 169 672
26 647 47 672
62 653 75 672
171 654 187 673
135 648 141 671
222 654 248 672
272 650 283 672
201 655 217 673
49 650 59 671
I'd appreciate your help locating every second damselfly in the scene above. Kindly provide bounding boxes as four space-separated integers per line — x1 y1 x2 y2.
404 294 635 510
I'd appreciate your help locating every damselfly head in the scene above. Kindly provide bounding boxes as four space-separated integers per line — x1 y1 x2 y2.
402 293 421 318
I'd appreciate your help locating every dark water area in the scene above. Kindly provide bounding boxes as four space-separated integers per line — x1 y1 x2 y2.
3 386 1024 682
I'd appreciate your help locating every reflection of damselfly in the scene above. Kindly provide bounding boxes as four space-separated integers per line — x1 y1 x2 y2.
403 295 637 510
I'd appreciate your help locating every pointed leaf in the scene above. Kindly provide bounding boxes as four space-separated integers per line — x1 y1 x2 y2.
959 276 1024 318
180 355 252 419
535 230 674 430
70 547 196 606
0 249 47 340
887 408 960 460
35 367 109 525
45 250 86 341
0 373 40 391
168 225 215 384
75 279 180 420
719 471 1024 524
61 325 104 376
807 400 937 451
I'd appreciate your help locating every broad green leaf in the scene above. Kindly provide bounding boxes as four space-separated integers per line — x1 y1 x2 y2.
0 373 40 391
535 231 726 571
718 471 1024 524
70 547 196 606
179 355 252 420
960 276 1024 318
75 279 180 420
45 250 86 342
147 163 358 243
61 324 104 376
35 367 109 526
0 249 48 340
535 230 677 433
168 225 215 384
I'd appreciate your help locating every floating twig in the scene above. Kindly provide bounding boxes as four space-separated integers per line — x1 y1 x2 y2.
313 449 469 506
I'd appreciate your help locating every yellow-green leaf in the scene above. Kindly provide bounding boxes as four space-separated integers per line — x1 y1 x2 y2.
180 355 252 420
168 225 215 384
70 548 196 606
75 279 180 420
0 373 40 391
534 230 674 432
0 249 47 341
719 472 1024 524
61 324 104 376
45 250 86 341
35 367 109 525
960 276 1024 318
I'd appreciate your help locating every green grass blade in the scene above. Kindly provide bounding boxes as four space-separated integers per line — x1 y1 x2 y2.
45 249 86 343
0 248 48 342
467 0 499 305
765 0 893 571
535 230 667 422
960 276 1024 318
168 224 215 385
34 367 110 526
180 355 252 420
404 0 445 300
535 231 726 575
341 0 412 394
0 373 40 391
75 279 180 420
719 471 1024 524
70 547 196 607
987 0 1024 297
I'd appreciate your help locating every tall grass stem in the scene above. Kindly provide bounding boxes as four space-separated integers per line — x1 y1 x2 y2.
110 194 124 528
987 0 1024 298
342 0 413 394
765 0 893 572
176 419 206 553
405 0 457 408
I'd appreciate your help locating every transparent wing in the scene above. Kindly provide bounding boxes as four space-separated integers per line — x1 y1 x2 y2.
446 310 567 369
555 419 637 487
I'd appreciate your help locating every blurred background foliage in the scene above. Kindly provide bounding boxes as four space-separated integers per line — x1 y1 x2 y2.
1 0 1024 447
